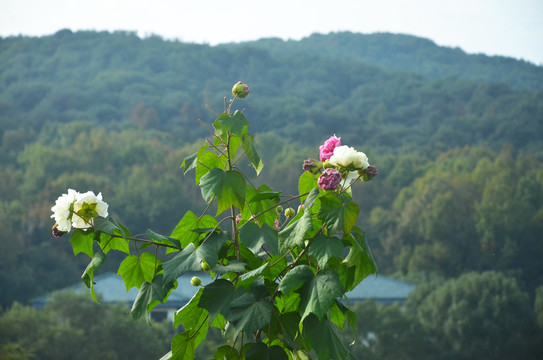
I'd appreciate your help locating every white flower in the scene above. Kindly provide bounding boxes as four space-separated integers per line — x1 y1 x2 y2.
72 191 109 229
51 189 78 232
329 145 370 170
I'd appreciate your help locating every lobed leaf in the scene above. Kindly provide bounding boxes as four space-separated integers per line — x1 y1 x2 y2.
299 269 344 322
117 253 158 291
240 222 279 254
302 314 357 360
131 274 175 321
200 168 246 215
318 192 359 235
170 211 219 248
309 234 344 268
162 233 227 284
69 229 95 257
343 230 378 291
278 211 313 253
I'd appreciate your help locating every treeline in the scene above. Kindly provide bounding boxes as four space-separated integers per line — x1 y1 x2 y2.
0 30 543 358
238 31 543 90
1 30 542 156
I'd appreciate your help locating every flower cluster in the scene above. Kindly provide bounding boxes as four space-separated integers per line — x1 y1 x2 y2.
306 135 377 191
51 189 109 236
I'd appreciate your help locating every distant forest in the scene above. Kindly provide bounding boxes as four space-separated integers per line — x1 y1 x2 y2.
1 29 542 311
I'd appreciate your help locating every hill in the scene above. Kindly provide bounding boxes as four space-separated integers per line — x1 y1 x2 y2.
1 30 542 157
236 31 543 90
0 30 542 307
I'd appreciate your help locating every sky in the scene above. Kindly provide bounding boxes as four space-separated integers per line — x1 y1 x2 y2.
1 0 542 65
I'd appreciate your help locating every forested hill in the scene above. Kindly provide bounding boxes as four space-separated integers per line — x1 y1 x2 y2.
1 29 542 157
235 32 543 90
1 30 543 308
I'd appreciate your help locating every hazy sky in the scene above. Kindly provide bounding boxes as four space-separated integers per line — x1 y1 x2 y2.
1 0 542 65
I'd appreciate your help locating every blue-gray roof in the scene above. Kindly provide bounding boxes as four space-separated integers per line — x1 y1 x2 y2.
32 272 414 308
31 272 212 308
346 275 416 304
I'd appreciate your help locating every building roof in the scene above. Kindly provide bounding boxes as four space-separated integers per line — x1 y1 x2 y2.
32 272 415 308
31 272 211 309
346 275 416 304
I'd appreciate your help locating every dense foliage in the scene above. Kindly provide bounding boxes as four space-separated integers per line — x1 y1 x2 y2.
0 293 173 360
1 30 542 359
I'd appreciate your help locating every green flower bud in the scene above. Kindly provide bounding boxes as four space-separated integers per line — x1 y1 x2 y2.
201 261 211 271
285 207 295 218
190 276 202 286
232 81 250 98
275 205 283 214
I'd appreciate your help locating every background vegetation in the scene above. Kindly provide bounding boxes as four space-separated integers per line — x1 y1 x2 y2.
1 29 542 358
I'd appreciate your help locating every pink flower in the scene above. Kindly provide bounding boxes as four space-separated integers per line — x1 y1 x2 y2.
319 135 341 161
318 168 342 191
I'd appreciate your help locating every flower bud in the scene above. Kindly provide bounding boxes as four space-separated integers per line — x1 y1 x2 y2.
318 168 342 191
190 276 202 286
285 207 295 218
52 224 67 238
360 165 378 181
201 261 211 271
275 205 283 214
302 158 322 174
232 81 250 98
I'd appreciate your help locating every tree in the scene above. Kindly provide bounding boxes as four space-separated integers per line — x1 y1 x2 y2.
0 293 173 360
408 271 542 360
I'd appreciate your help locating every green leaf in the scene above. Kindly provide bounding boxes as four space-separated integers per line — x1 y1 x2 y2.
171 332 196 360
329 300 357 334
93 216 121 235
247 191 281 203
318 192 359 235
213 345 239 360
170 211 219 248
98 232 130 254
69 229 95 257
278 211 313 253
212 260 247 275
195 149 227 184
343 230 378 290
245 343 289 360
298 171 318 203
180 151 198 175
217 111 250 137
299 269 344 321
240 263 268 282
163 234 226 284
81 250 106 302
200 168 246 215
303 188 320 210
302 314 357 360
228 290 273 337
276 292 301 313
309 234 344 268
242 184 280 227
117 253 158 291
174 288 209 349
131 274 174 321
199 279 236 316
241 132 264 175
279 265 314 294
240 222 279 254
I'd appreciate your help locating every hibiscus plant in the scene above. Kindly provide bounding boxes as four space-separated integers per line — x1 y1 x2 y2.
51 82 378 360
